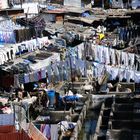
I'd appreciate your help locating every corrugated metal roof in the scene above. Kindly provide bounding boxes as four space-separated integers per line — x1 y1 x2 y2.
67 16 105 24
66 7 89 14
42 9 66 14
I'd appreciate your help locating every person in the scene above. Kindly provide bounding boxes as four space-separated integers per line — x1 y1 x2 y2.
41 90 49 108
98 72 110 92
116 84 132 92
65 83 73 95
81 80 93 94
17 88 23 101
66 89 74 96
106 83 114 92
62 95 79 104
87 66 93 82
60 89 79 109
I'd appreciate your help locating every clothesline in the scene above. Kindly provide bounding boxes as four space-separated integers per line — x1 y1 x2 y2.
14 53 62 86
77 42 140 70
0 37 50 65
93 62 140 83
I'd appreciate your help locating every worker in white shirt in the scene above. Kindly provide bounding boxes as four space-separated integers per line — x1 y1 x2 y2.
81 80 93 94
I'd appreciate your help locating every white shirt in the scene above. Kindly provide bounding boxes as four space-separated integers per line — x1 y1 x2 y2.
87 69 93 76
66 90 73 96
82 84 93 90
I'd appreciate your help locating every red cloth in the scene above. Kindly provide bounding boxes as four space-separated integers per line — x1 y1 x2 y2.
0 125 15 133
0 127 32 140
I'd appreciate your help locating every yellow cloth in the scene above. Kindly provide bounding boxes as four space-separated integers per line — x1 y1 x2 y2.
99 33 105 40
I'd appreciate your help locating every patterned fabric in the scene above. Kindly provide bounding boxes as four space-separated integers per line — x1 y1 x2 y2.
24 73 30 83
29 72 35 83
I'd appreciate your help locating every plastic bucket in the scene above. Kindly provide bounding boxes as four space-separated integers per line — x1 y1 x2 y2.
47 90 55 106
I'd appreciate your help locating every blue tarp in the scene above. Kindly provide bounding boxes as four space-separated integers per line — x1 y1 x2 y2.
47 5 56 10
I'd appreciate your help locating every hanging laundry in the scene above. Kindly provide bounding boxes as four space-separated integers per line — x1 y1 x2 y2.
97 63 105 78
51 125 58 140
42 124 51 140
121 52 127 67
41 68 47 79
106 65 112 80
24 73 30 84
29 72 35 83
115 50 121 66
100 46 108 64
125 69 134 82
38 70 42 81
128 53 135 69
109 48 116 65
34 71 39 82
18 73 25 84
52 63 60 83
111 67 119 80
118 68 126 81
14 74 20 88
94 45 101 62
134 72 140 83
104 47 110 65
77 43 85 59
125 52 129 67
